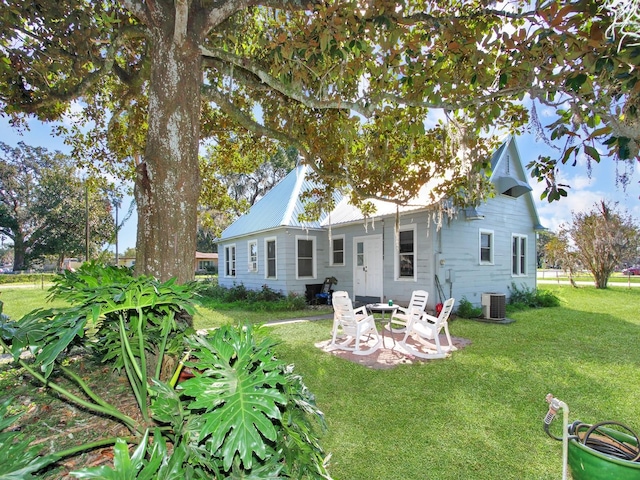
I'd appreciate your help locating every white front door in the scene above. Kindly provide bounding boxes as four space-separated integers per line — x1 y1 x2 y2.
353 235 383 301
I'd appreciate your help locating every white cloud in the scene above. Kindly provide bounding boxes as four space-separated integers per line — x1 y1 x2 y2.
532 165 640 233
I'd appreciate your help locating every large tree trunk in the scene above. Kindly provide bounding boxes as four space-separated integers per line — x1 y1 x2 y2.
134 30 202 284
12 233 26 272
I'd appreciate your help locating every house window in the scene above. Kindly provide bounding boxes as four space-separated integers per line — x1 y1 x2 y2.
248 240 258 272
296 236 315 278
512 234 527 276
479 230 494 265
225 245 236 277
198 260 213 270
265 238 277 279
396 226 416 279
331 235 345 266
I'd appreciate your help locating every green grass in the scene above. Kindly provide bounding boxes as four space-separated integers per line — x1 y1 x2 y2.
0 284 64 318
0 283 331 330
2 285 639 479
265 286 640 479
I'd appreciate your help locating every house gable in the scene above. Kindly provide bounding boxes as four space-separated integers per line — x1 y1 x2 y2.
490 136 534 198
489 136 545 231
220 165 336 241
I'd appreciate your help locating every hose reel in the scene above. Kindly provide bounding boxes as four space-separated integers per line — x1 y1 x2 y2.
544 394 640 480
568 421 640 463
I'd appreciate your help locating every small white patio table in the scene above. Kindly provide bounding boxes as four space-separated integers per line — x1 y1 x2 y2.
367 303 399 346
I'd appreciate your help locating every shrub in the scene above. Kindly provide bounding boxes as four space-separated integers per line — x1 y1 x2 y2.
198 281 310 312
0 263 331 478
508 282 561 309
456 296 483 318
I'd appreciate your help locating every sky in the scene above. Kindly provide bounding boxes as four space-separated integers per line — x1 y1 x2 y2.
0 117 138 253
518 103 640 232
1 111 639 254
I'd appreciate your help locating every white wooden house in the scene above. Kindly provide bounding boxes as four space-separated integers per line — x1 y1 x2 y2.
217 136 544 312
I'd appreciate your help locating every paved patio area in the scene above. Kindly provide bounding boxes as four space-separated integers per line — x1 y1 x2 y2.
315 329 471 369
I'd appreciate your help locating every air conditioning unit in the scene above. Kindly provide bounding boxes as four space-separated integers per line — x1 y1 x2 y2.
481 293 506 321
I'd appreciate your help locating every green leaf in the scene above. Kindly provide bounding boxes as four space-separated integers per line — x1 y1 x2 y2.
180 327 288 471
618 136 631 158
150 380 185 428
583 145 600 162
499 72 507 88
319 31 331 53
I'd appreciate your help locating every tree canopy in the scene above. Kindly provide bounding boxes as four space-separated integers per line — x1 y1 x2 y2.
549 200 639 288
0 141 115 270
1 0 638 281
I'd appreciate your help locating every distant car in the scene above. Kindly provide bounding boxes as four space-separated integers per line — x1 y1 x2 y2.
623 266 640 275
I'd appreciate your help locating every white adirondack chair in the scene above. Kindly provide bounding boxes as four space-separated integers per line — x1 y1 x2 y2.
389 289 429 332
329 291 381 355
398 297 456 359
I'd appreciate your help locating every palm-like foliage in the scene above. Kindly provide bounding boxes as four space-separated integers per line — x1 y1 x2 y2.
0 264 330 479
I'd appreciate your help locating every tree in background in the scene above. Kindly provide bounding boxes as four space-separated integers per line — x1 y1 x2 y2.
536 230 555 268
199 145 298 238
196 227 217 253
543 231 581 287
556 201 639 288
1 0 638 282
0 142 114 271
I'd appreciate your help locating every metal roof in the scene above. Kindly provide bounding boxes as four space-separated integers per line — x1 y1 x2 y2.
219 165 334 240
220 137 544 238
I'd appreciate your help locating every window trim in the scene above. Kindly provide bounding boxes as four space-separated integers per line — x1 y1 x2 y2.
330 234 345 266
295 235 316 279
512 233 528 276
264 237 277 279
248 240 258 273
479 229 494 265
224 244 236 278
395 224 417 281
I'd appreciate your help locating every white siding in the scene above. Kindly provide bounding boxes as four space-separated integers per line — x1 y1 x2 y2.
436 193 537 308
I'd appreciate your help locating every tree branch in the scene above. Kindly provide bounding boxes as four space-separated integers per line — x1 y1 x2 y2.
120 0 153 27
203 85 311 159
201 46 376 116
174 0 189 45
204 0 255 31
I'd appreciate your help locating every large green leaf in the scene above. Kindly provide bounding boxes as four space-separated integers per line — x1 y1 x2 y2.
150 379 185 431
180 327 287 471
70 431 148 479
8 306 89 377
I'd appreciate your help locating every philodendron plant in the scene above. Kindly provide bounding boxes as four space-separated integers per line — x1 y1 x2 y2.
0 263 331 479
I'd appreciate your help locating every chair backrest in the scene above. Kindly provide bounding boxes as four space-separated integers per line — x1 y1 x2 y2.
436 298 455 324
332 291 356 324
408 290 429 312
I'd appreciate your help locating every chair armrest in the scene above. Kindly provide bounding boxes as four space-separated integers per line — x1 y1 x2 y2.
354 305 368 316
422 312 438 325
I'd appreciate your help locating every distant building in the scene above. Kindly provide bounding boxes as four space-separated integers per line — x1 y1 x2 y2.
195 251 218 274
116 257 136 268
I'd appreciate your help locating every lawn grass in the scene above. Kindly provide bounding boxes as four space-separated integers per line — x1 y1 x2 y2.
0 283 332 329
265 286 640 479
0 284 64 318
1 284 639 479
